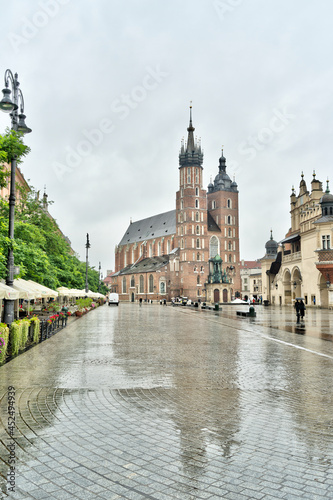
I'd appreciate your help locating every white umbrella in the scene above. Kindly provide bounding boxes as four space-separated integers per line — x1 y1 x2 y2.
0 282 19 300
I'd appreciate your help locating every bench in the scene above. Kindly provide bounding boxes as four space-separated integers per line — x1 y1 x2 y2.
236 309 256 318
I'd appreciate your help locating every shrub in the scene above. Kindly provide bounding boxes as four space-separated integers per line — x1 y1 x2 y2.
30 316 40 344
0 323 9 365
21 319 30 347
10 321 22 356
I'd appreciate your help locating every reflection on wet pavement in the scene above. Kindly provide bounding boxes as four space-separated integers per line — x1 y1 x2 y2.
0 304 333 499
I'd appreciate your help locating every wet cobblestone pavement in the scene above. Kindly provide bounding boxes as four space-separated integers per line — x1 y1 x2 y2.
0 304 333 499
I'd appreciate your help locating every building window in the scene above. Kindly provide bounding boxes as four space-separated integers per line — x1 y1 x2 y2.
196 238 200 248
229 254 232 262
122 277 127 293
228 241 232 250
197 275 200 285
187 167 191 183
149 244 152 257
322 235 331 249
167 240 171 254
196 212 200 222
227 199 232 208
158 241 161 256
130 275 135 288
195 168 199 184
139 275 144 293
196 225 200 235
195 199 199 208
212 200 216 209
160 280 166 293
181 200 184 210
149 274 154 293
209 235 219 258
181 238 184 249
181 188 184 197
227 215 231 225
195 187 199 196
228 228 232 237
197 252 200 261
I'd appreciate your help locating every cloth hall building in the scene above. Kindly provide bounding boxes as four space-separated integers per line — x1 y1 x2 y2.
111 110 241 303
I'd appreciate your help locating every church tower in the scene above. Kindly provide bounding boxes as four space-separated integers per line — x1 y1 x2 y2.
176 106 208 298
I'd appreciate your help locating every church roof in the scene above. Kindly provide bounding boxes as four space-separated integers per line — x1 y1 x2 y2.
118 256 170 275
119 210 176 246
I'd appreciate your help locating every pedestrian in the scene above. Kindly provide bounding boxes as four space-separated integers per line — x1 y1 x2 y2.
299 299 305 321
294 299 300 323
139 297 142 307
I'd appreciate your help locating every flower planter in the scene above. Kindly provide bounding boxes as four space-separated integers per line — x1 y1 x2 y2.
75 311 83 317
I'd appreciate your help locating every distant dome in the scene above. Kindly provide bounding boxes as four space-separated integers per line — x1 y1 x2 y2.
320 192 333 204
265 231 278 256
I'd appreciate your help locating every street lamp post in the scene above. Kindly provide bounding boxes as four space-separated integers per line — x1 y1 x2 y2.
85 233 90 293
98 261 101 292
0 70 31 325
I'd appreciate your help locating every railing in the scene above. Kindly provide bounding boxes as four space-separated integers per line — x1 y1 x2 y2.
282 251 301 263
39 315 68 342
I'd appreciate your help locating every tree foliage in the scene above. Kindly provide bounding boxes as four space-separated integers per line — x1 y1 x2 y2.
0 131 108 294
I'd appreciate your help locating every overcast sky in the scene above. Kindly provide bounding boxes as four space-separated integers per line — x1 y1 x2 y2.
1 0 332 277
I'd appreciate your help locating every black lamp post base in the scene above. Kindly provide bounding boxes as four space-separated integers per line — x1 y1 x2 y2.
3 299 15 326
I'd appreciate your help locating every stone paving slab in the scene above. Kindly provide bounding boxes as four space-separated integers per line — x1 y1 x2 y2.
0 304 333 499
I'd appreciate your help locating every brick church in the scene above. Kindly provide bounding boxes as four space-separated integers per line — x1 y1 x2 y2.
111 108 241 303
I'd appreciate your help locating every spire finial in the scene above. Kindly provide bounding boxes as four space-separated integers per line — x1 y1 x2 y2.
326 178 330 193
189 100 192 126
313 170 316 179
270 229 273 240
222 145 224 156
301 171 304 180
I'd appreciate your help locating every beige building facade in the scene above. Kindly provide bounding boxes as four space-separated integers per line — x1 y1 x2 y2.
261 173 333 308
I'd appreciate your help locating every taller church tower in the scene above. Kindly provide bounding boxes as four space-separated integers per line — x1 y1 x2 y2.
176 107 208 298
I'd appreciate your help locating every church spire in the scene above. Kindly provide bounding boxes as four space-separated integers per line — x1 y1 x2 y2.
179 103 203 168
186 102 195 153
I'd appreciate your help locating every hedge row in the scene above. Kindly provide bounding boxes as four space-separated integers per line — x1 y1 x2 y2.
0 317 41 364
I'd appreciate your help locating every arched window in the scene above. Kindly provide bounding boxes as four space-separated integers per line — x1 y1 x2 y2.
227 215 231 225
195 168 199 184
196 225 200 235
181 238 184 249
160 281 166 293
181 200 184 210
209 235 219 258
122 277 127 293
227 199 232 208
195 187 199 196
139 275 144 293
196 238 200 248
195 199 199 208
197 252 200 261
197 275 200 285
229 254 232 263
130 275 135 288
228 228 232 237
228 241 232 250
194 265 197 272
149 274 154 293
212 200 216 209
158 241 161 256
196 212 200 222
187 167 191 183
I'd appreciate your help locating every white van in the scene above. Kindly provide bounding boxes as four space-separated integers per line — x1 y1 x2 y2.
108 293 119 306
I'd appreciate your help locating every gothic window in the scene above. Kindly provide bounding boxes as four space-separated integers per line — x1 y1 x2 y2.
196 225 200 235
227 199 232 208
228 241 232 250
130 275 135 288
181 238 184 249
195 187 199 196
197 275 200 285
227 215 231 224
196 212 200 222
187 167 191 183
195 168 199 184
200 266 204 272
122 277 127 293
139 275 144 293
181 200 184 210
196 238 200 248
124 252 127 267
160 280 166 293
195 199 199 208
197 252 200 261
228 228 232 237
181 188 184 197
212 200 216 209
209 235 219 258
229 254 232 262
149 274 154 293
